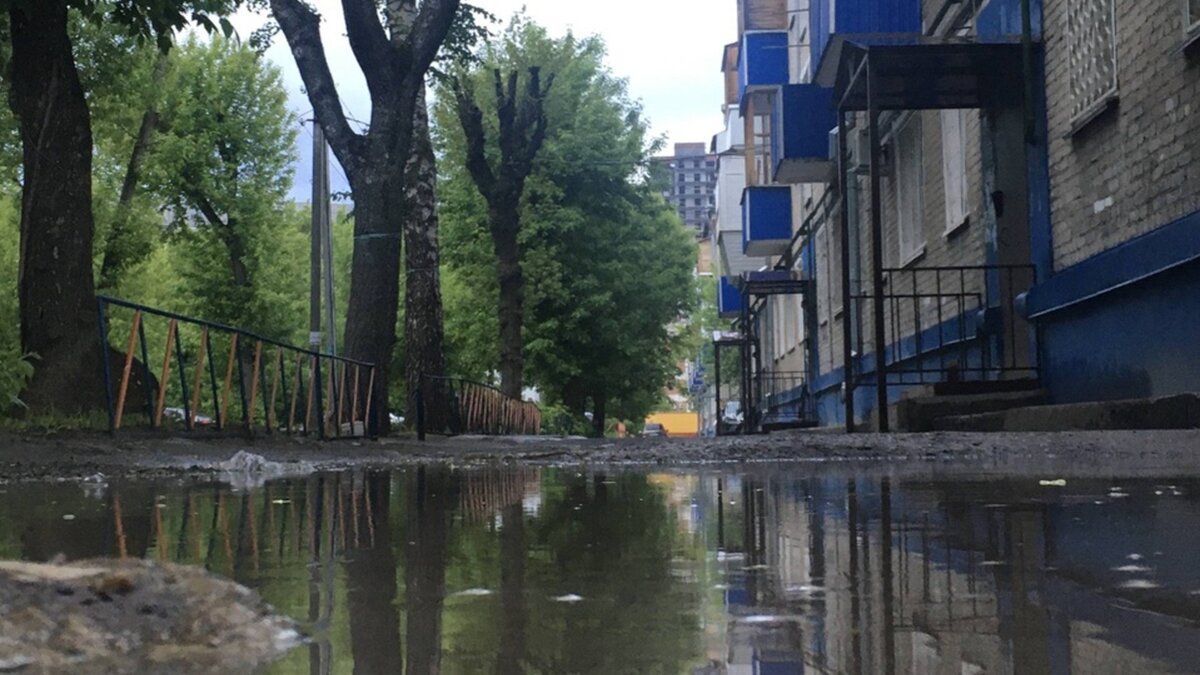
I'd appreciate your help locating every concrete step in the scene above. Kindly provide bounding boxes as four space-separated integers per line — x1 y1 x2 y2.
930 393 1200 432
885 389 1049 432
898 378 1042 401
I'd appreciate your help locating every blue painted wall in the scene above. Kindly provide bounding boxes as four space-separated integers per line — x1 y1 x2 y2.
810 0 922 73
718 276 744 318
738 31 789 101
771 84 837 179
741 186 792 256
1037 260 1200 404
976 0 1043 38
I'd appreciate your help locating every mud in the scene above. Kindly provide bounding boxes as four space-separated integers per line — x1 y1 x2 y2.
0 427 1198 482
0 558 299 674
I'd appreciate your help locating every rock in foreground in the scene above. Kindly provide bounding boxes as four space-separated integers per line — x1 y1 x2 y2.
0 558 300 673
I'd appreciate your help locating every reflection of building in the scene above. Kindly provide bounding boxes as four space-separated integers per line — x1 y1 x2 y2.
702 473 1200 675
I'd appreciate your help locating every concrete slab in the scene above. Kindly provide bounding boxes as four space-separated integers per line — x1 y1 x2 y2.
932 393 1200 432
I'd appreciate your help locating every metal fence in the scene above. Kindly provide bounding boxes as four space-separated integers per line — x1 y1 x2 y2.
416 375 541 439
97 296 377 438
850 265 1038 385
753 370 817 431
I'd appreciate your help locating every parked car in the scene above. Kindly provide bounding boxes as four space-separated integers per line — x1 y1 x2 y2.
642 422 668 438
163 407 213 427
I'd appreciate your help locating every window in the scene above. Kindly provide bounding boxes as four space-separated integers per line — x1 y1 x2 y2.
1065 0 1118 123
894 117 925 265
1189 0 1200 34
940 109 970 234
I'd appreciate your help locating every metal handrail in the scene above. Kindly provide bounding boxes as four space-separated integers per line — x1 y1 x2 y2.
97 296 378 439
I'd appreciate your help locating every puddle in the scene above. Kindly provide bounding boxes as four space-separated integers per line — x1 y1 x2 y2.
1 467 1200 673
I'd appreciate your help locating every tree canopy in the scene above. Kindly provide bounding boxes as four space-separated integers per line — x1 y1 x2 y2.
436 16 697 432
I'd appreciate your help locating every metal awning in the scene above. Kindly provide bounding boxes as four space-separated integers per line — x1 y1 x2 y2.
815 34 1024 111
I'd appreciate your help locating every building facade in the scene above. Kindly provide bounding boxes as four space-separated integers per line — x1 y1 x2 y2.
713 0 1200 431
655 142 719 237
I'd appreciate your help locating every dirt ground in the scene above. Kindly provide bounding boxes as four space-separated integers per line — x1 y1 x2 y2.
0 427 1198 481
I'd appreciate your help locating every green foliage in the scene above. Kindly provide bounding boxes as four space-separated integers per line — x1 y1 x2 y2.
435 16 697 425
140 36 300 338
18 0 244 49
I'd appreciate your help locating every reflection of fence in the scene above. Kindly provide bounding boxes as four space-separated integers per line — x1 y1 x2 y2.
850 265 1038 385
458 469 541 523
97 296 377 438
416 375 540 439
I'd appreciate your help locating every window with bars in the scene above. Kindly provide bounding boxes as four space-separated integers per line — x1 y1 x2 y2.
1066 0 1118 122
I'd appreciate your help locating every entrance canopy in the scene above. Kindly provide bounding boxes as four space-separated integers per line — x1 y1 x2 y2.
815 34 1024 111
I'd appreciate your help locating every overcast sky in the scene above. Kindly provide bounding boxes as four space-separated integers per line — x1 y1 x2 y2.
228 0 734 199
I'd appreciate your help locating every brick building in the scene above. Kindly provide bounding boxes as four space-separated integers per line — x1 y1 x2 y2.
711 0 1200 431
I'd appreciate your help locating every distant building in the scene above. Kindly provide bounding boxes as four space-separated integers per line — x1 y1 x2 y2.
653 142 718 237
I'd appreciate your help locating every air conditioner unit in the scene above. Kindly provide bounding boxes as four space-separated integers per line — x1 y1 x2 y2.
829 126 892 177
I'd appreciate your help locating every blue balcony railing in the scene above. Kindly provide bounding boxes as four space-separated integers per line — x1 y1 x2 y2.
810 0 921 70
770 84 837 183
737 31 788 102
741 185 792 257
718 277 743 318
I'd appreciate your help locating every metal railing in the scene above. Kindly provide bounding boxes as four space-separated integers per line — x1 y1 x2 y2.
752 370 817 431
850 264 1038 385
415 375 541 439
97 296 378 438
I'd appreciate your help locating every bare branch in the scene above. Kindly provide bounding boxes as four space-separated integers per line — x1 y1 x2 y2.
407 0 463 84
340 0 401 105
451 78 496 197
270 0 364 176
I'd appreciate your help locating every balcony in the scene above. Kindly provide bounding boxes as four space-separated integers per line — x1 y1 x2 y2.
741 185 792 257
770 84 837 183
718 277 743 318
737 31 788 102
809 0 922 70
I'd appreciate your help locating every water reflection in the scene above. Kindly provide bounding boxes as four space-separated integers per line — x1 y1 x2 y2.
2 469 1200 673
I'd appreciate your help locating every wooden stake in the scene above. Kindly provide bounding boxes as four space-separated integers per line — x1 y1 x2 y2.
114 310 143 430
247 341 264 430
267 348 282 431
153 319 178 428
190 327 208 427
288 352 303 432
219 334 239 427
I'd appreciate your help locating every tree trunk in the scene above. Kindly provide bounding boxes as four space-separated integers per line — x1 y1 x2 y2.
496 502 527 675
8 3 105 414
342 178 403 435
404 87 448 430
491 210 523 399
345 471 402 674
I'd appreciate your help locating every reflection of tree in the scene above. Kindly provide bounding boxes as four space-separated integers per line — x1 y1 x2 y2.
496 501 527 675
523 472 702 673
406 467 457 675
345 471 402 674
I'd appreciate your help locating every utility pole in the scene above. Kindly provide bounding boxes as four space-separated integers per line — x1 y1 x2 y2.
319 135 337 356
309 122 327 350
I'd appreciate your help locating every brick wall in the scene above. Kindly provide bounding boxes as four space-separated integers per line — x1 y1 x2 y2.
1044 0 1200 270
